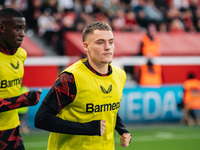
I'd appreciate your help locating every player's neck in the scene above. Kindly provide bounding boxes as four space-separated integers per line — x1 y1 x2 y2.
0 46 17 55
92 63 108 74
88 59 109 75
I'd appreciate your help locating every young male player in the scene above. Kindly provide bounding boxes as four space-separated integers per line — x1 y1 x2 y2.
0 8 41 149
35 21 131 150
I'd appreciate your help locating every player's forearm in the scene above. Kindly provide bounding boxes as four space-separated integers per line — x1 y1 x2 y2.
115 113 129 135
35 102 101 135
0 90 41 112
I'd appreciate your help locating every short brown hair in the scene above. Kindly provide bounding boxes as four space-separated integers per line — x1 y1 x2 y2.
82 21 112 42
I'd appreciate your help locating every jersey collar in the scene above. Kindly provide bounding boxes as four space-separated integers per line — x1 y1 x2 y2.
0 46 17 55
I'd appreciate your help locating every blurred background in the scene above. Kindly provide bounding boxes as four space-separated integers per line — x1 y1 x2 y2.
1 0 200 149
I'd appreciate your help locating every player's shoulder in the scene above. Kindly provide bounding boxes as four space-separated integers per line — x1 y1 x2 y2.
111 65 126 78
111 65 125 73
16 47 27 59
65 59 84 72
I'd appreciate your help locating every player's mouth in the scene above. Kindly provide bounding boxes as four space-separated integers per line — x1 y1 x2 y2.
103 52 112 56
16 39 23 44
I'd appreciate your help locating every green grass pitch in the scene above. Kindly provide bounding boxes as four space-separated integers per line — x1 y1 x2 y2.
22 124 200 150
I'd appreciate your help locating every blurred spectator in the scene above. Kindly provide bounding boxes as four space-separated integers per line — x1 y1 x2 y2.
92 0 110 23
120 0 133 12
173 0 189 9
136 9 149 29
179 72 200 126
4 0 28 13
124 10 139 31
143 0 164 27
74 0 82 13
137 58 163 86
138 24 161 57
133 0 146 14
74 11 94 32
111 8 126 31
57 0 74 12
165 6 185 32
169 18 185 32
182 9 195 32
106 0 120 19
82 0 93 15
196 19 200 31
55 12 76 55
159 22 168 32
26 0 43 33
193 8 200 31
1 0 199 55
190 0 198 13
154 0 167 12
40 0 58 15
37 7 59 45
93 0 106 15
189 0 199 30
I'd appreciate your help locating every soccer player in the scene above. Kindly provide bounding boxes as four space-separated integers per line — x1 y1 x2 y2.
35 21 132 149
0 8 41 149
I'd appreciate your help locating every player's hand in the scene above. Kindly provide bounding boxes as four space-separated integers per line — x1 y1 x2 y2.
120 133 132 147
34 89 42 104
27 89 42 105
100 120 106 136
38 89 42 94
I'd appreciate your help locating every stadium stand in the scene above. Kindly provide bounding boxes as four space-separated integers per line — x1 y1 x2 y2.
63 32 200 56
21 36 45 56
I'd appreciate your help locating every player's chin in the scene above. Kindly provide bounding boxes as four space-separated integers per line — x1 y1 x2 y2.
101 60 112 64
15 40 23 47
101 58 112 64
12 44 21 49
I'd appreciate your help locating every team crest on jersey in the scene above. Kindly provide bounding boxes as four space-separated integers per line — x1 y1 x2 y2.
100 84 112 94
10 61 19 69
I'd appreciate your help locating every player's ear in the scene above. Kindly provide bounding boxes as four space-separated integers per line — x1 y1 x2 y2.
0 23 5 33
83 42 88 52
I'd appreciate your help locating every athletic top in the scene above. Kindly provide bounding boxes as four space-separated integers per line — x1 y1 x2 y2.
0 47 27 130
35 59 128 150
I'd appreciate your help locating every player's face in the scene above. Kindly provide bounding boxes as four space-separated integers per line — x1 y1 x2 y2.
83 29 114 66
1 17 26 49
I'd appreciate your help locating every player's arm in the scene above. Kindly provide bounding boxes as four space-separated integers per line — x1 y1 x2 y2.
115 113 132 147
0 90 41 112
115 113 129 135
35 102 101 135
34 72 101 136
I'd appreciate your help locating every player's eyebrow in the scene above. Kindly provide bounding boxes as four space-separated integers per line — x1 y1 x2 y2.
95 38 114 42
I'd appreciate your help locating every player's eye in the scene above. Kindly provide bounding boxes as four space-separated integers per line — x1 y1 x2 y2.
109 41 114 45
97 41 103 45
15 27 26 32
15 27 20 31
